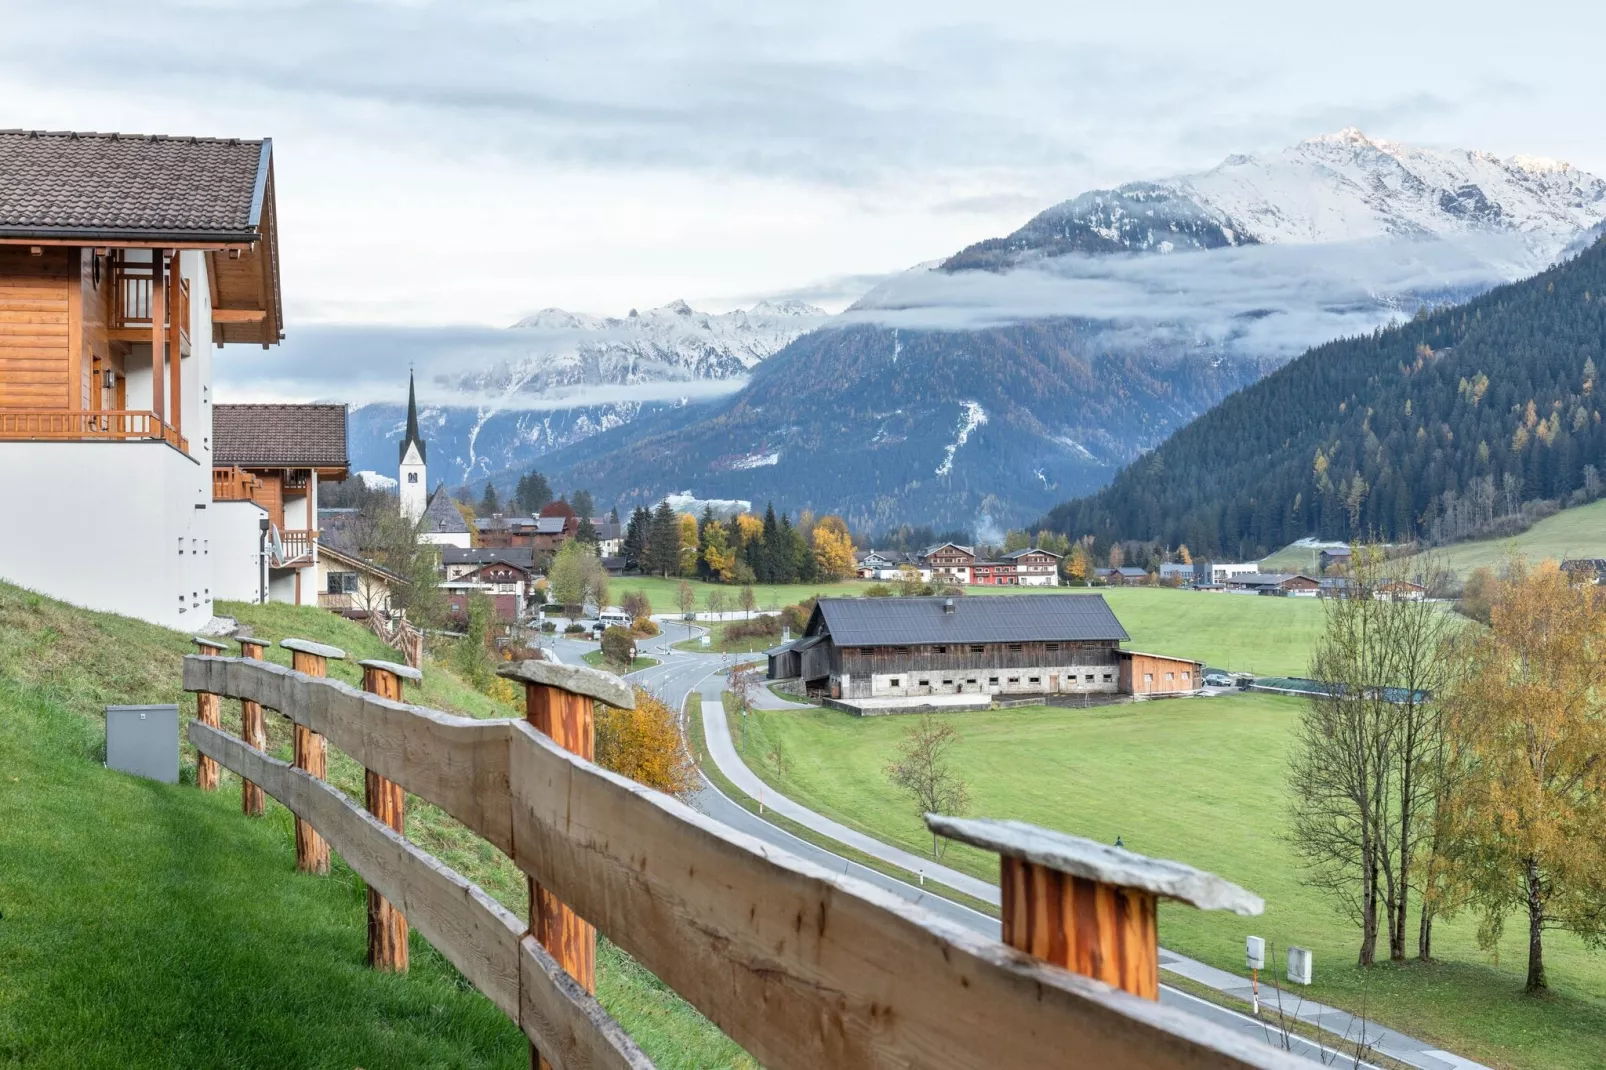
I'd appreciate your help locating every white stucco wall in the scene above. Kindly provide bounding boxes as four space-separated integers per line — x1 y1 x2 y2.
212 499 269 603
0 440 210 629
866 663 1118 698
421 530 472 549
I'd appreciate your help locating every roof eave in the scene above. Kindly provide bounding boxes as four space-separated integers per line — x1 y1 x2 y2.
0 225 260 246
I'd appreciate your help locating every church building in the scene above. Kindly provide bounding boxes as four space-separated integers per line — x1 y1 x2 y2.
399 371 428 523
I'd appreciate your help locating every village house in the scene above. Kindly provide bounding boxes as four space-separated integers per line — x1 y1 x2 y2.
441 545 537 582
211 403 348 606
0 129 282 628
1158 562 1194 585
770 593 1146 702
921 542 978 585
1318 545 1353 573
418 485 473 547
1096 566 1151 586
1223 572 1320 596
314 541 402 618
1200 561 1259 586
1561 558 1606 584
999 547 1062 586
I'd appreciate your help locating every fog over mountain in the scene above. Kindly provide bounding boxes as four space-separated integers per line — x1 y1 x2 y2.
348 131 1606 528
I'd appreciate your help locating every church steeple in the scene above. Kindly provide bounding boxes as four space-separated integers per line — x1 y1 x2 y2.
399 370 426 464
398 370 428 523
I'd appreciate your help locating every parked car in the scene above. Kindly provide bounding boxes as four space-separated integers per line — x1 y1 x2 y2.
1202 672 1233 687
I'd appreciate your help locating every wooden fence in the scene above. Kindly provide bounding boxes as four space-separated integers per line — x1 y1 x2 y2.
182 650 1300 1070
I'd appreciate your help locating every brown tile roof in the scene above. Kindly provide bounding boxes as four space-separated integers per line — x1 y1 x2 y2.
213 404 348 469
0 129 270 242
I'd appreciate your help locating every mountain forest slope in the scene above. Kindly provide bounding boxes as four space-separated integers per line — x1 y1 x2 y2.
1040 237 1606 558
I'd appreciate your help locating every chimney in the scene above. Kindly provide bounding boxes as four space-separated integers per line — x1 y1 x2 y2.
943 598 954 614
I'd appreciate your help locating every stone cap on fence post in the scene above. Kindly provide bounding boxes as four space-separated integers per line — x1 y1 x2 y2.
496 660 635 709
192 637 228 653
280 638 347 662
358 659 423 683
236 636 269 657
928 815 1262 1000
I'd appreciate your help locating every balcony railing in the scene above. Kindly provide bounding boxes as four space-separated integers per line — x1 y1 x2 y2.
112 259 190 344
212 466 263 502
0 409 187 453
275 529 318 565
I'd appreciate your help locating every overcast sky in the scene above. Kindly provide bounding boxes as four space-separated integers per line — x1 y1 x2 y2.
3 0 1604 400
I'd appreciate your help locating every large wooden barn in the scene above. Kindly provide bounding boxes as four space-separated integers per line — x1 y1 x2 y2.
773 594 1135 701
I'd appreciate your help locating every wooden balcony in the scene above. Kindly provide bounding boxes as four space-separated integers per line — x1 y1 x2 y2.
212 466 263 502
317 592 354 612
110 259 190 346
274 528 318 566
0 409 187 453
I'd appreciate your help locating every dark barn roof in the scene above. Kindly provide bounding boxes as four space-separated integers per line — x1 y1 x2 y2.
0 129 270 242
213 404 348 469
809 595 1128 647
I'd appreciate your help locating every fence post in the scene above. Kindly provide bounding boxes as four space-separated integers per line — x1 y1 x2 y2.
927 816 1262 1000
497 660 635 1070
191 638 227 791
280 638 346 875
359 658 421 972
236 637 269 817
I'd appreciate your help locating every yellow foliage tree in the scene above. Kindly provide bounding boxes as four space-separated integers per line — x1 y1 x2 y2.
1441 559 1606 992
733 512 763 549
812 515 855 580
594 687 700 801
678 513 700 577
1177 544 1192 565
1065 542 1092 585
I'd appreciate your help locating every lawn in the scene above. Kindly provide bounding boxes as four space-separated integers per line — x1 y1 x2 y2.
1404 498 1606 580
671 619 787 655
0 583 751 1069
610 575 871 614
581 649 660 672
740 695 1606 1070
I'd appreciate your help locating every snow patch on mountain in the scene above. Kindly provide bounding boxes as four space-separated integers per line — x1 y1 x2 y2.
356 470 397 490
728 451 780 470
935 401 988 477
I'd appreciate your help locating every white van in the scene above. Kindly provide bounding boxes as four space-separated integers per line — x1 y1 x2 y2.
597 608 633 630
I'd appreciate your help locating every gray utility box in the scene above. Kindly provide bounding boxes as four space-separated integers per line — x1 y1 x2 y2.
105 704 180 784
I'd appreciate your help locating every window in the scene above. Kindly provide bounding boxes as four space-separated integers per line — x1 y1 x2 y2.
1028 676 1040 685
1008 677 1020 684
1144 673 1153 683
1181 671 1190 680
918 679 930 687
1045 643 1059 652
942 679 953 686
860 648 875 655
327 571 360 595
1103 673 1112 682
969 645 984 654
893 646 910 656
889 678 901 688
988 677 999 686
1007 644 1023 652
933 645 947 654
1085 674 1094 682
1165 672 1174 681
967 678 977 685
407 472 419 483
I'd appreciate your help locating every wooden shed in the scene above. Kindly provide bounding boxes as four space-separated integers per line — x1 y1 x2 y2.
1117 650 1203 696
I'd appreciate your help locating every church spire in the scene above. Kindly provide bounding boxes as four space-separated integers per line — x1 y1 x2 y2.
399 369 426 464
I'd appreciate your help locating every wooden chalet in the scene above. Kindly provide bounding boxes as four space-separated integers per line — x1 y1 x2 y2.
784 594 1130 701
921 542 978 584
211 403 348 605
0 128 283 628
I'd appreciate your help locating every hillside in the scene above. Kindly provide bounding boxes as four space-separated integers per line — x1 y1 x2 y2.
1403 497 1606 579
1039 236 1606 558
0 586 750 1069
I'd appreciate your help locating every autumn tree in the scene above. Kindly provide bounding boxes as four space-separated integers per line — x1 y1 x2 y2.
701 518 737 582
1064 541 1093 585
707 589 726 619
1177 544 1192 565
1288 547 1456 965
1440 559 1606 992
678 513 700 577
600 625 636 670
677 579 697 619
885 714 971 857
738 583 756 620
812 515 856 580
547 539 591 622
595 687 699 801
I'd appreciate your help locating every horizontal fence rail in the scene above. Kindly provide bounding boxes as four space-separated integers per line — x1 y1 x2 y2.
183 655 1300 1070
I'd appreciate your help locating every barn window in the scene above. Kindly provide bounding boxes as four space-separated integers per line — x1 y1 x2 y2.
1008 677 1019 684
1165 672 1175 681
1045 643 1059 652
893 647 909 656
1007 644 1023 652
988 677 999 686
969 645 984 653
1181 671 1190 680
1103 674 1112 682
1144 673 1153 683
933 645 947 654
889 678 901 688
860 648 874 655
918 680 930 687
1028 676 1040 685
1085 674 1094 682
942 679 953 686
966 678 977 685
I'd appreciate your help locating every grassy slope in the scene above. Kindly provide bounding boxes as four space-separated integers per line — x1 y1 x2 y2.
1406 499 1606 580
0 585 749 1069
742 696 1606 1070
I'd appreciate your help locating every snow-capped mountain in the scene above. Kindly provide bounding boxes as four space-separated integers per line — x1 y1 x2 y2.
944 128 1606 270
344 299 824 488
540 131 1606 530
